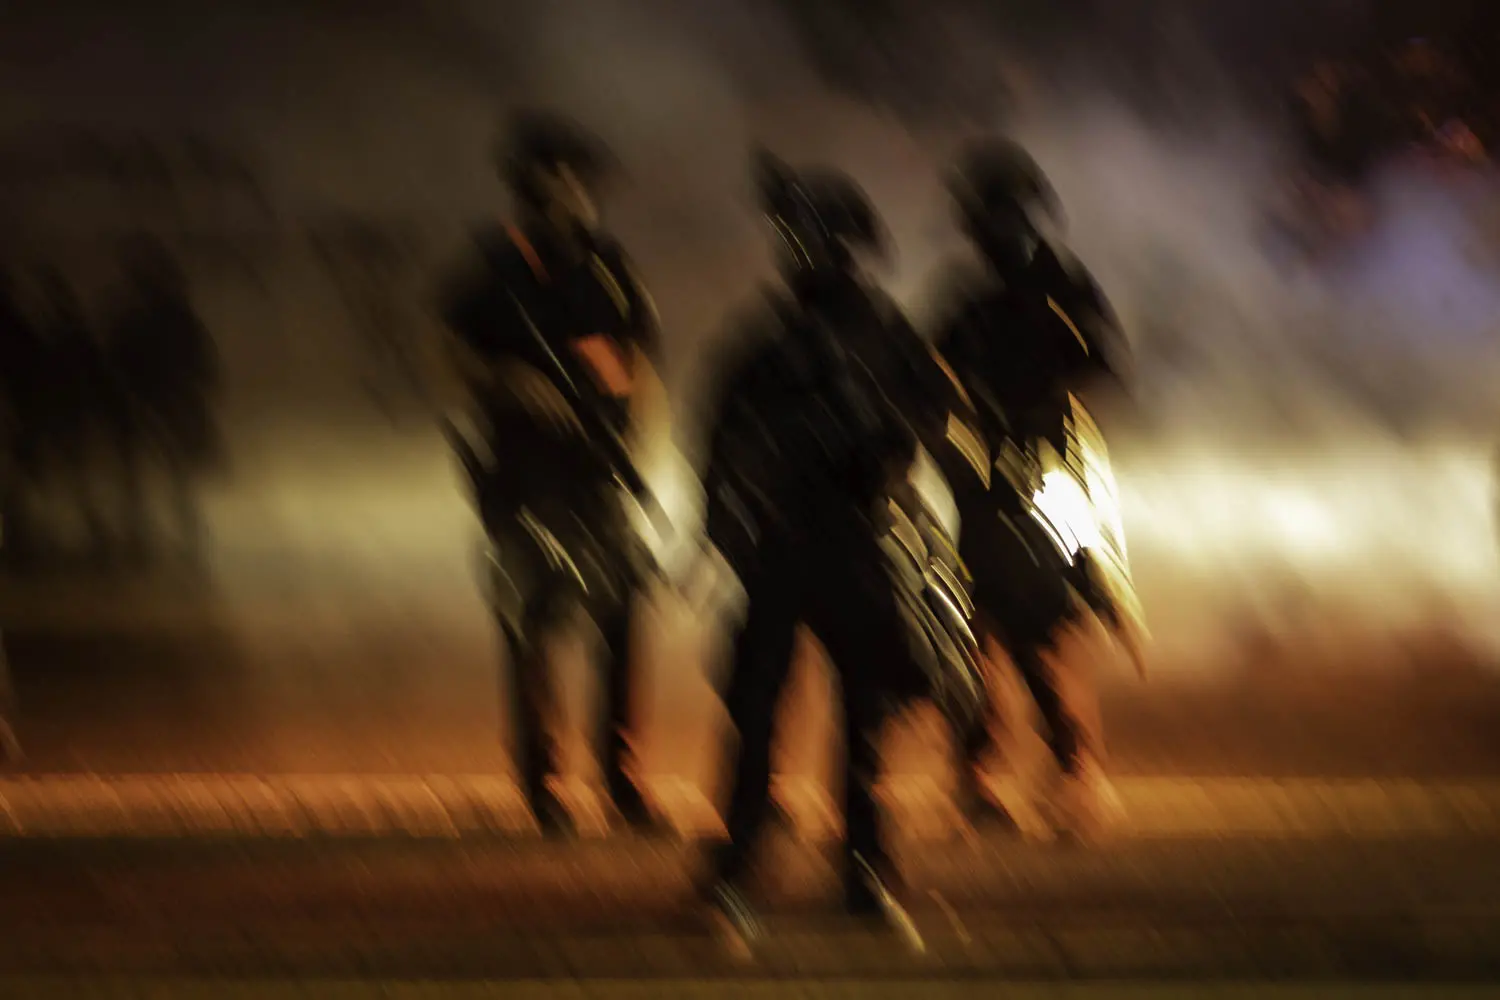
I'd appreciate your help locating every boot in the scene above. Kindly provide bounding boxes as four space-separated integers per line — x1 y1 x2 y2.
1048 755 1124 845
607 776 667 835
703 878 762 961
955 769 1017 830
844 853 924 955
528 783 576 839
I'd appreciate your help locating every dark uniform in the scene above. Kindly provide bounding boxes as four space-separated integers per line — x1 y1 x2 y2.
439 112 661 836
931 139 1129 822
699 154 967 951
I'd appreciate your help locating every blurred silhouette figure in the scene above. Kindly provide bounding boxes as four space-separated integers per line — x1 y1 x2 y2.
930 138 1139 844
1271 59 1386 265
439 110 665 838
32 267 112 564
694 151 970 955
102 236 223 569
0 265 50 572
0 629 17 766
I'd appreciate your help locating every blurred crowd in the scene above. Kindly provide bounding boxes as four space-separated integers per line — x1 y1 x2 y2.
1276 35 1497 259
0 236 223 575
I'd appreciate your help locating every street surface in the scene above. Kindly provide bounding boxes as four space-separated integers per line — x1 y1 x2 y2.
2 571 1500 991
2 831 1500 980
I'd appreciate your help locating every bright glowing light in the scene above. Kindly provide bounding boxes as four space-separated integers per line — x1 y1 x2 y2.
192 419 1500 672
1033 468 1098 557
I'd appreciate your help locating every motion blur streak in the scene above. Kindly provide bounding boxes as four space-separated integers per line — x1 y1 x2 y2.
185 419 1500 681
1119 437 1500 673
5 1 1500 687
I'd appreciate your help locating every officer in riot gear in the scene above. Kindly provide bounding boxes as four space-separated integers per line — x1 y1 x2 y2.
932 137 1135 838
439 110 663 837
696 151 971 953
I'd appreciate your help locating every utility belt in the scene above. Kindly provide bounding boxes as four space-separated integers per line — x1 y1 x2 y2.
992 436 1045 504
880 481 985 730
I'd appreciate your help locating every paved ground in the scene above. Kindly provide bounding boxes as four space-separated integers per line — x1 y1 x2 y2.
3 574 1500 989
1 830 1499 980
2 982 1494 998
3 773 1500 840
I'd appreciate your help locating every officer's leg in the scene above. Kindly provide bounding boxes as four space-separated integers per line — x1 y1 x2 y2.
488 535 575 836
116 414 152 563
950 516 1021 822
954 616 1013 824
709 562 800 890
595 578 659 830
813 602 896 887
833 652 895 900
702 559 799 954
1019 633 1121 842
0 637 20 765
1011 640 1081 774
809 548 924 951
0 446 37 571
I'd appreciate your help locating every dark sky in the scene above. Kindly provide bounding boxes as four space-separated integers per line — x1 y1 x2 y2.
2 0 1483 219
4 0 1495 418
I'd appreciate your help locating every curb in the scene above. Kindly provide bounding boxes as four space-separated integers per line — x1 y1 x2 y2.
1 981 1494 999
0 775 1498 841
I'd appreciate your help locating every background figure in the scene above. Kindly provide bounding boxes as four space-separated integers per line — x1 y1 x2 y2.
32 267 113 564
439 110 663 838
102 237 224 569
0 627 17 765
0 268 29 757
0 267 51 572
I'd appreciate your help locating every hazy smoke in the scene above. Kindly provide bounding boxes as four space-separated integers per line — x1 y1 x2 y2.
6 0 1500 671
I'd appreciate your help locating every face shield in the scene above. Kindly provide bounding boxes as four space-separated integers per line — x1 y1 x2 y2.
966 195 1042 276
536 162 603 237
756 152 887 279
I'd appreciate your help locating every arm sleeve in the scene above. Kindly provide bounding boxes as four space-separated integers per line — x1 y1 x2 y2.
890 309 966 444
698 327 782 574
435 231 522 360
1068 271 1132 388
614 248 664 366
1046 249 1132 389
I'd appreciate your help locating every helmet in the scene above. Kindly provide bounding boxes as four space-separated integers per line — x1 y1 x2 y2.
496 110 618 209
754 148 887 277
947 137 1062 265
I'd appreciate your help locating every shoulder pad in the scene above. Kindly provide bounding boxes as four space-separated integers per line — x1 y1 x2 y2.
587 235 643 288
1037 242 1114 323
595 239 657 312
587 233 627 264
